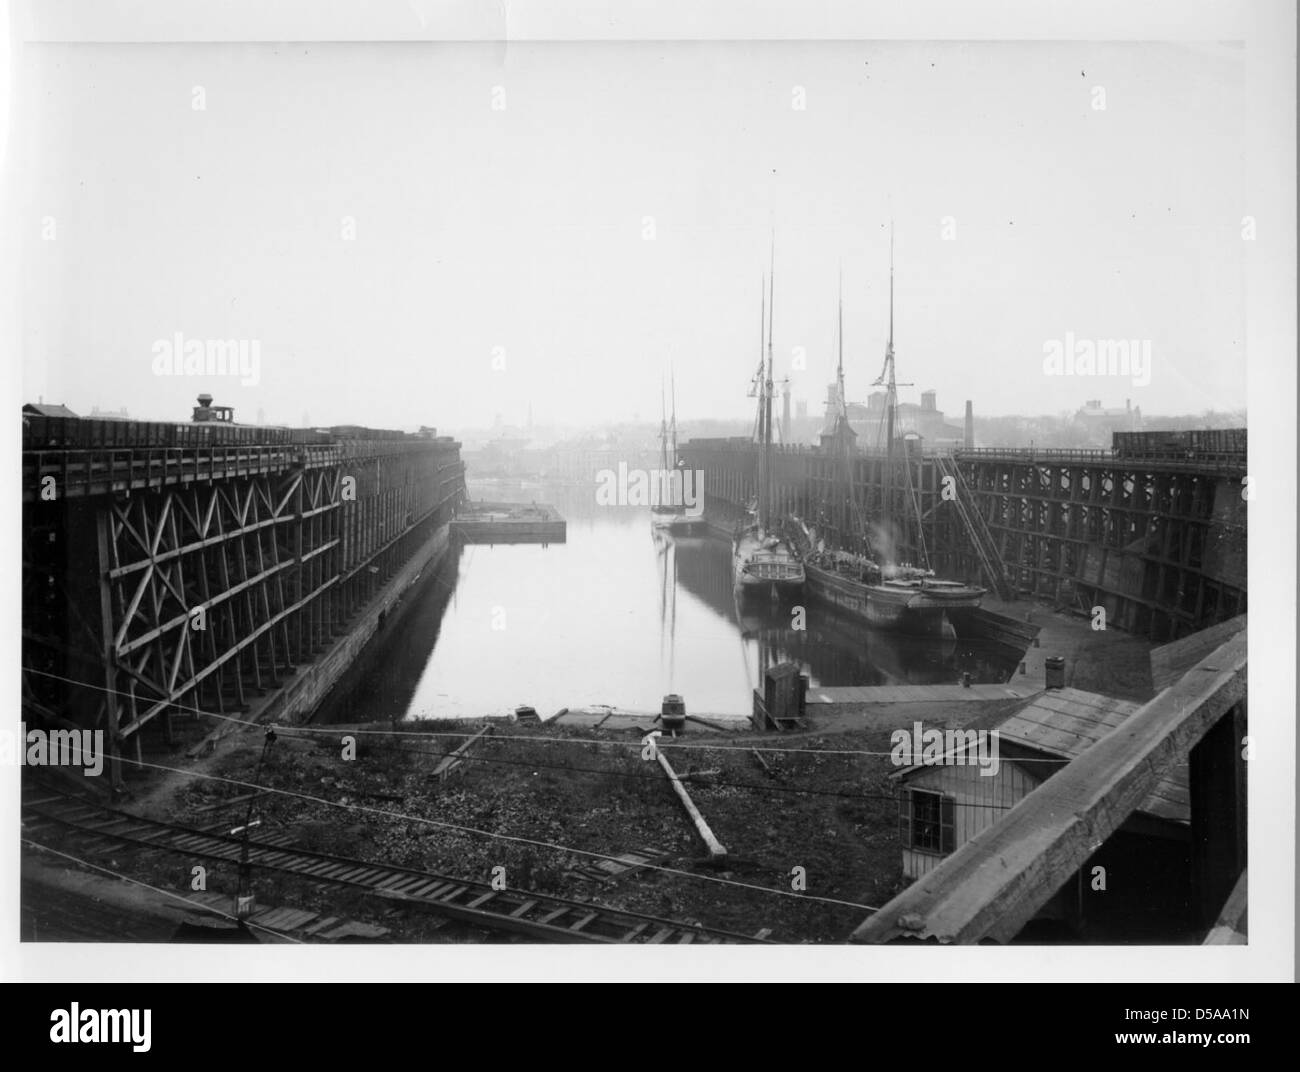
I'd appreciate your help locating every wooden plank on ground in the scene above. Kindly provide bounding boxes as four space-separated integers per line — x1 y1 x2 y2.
191 791 266 814
655 751 727 859
430 724 494 781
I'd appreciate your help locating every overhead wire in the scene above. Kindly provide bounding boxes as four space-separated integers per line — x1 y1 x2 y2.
24 666 1063 762
103 755 884 914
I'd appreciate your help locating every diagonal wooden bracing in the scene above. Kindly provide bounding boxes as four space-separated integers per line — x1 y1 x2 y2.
89 467 338 776
23 435 466 791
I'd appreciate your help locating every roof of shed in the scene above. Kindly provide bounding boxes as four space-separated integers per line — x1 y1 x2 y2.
897 686 1190 824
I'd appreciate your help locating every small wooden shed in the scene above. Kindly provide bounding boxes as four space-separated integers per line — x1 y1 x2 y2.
893 687 1193 936
752 662 807 731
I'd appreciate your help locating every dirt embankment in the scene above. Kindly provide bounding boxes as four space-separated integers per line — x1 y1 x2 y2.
122 718 916 942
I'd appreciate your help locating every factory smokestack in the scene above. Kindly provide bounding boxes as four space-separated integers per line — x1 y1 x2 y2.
964 400 974 448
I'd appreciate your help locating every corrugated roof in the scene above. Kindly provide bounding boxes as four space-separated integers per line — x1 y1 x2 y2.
895 687 1188 823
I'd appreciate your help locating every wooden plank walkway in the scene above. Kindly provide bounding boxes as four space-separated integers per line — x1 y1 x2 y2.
808 683 1039 705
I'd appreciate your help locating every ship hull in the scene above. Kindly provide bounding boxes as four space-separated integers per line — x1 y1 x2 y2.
667 515 706 536
732 530 805 597
651 508 705 536
805 563 983 636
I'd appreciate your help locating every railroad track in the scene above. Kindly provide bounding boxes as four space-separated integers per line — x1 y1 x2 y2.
21 782 773 945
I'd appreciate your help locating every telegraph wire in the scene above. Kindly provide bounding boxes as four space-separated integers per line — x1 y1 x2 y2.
24 666 1069 763
107 756 884 914
23 668 1052 805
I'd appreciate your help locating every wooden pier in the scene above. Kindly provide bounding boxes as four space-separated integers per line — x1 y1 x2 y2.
808 683 1039 705
451 501 566 544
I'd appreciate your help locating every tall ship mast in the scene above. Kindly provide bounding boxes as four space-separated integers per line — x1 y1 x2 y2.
802 228 985 635
652 367 705 535
878 227 902 552
669 366 680 469
732 238 805 598
762 259 774 532
651 379 675 530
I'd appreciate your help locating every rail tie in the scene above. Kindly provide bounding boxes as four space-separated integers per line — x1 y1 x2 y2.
22 781 772 946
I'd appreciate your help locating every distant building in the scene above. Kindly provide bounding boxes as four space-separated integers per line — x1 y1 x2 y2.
89 405 130 419
1074 399 1142 445
23 402 79 418
193 393 235 423
820 383 966 450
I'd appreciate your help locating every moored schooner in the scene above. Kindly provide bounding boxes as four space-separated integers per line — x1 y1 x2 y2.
733 250 805 598
651 369 705 536
803 232 985 635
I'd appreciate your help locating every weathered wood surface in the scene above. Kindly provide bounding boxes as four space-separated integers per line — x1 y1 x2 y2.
656 751 727 859
430 724 494 781
1150 615 1247 692
851 630 1246 944
809 683 1038 705
1202 869 1248 945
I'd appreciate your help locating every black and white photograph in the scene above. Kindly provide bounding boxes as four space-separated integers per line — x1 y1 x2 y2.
1 0 1293 997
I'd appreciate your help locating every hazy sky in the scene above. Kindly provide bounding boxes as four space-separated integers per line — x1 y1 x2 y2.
15 35 1247 429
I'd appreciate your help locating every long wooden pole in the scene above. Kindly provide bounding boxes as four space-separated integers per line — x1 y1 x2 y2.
656 750 727 859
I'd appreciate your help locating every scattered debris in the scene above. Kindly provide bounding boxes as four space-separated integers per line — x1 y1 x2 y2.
572 847 670 885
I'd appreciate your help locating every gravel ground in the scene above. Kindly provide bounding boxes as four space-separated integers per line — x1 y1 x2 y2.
109 718 912 943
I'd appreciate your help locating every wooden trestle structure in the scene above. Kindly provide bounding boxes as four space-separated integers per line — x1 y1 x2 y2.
22 420 465 789
682 435 1246 641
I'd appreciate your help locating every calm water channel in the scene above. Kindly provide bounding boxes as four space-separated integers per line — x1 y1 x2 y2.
314 480 1021 722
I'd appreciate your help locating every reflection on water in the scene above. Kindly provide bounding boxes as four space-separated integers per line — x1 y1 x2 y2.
314 479 1022 722
670 533 1018 691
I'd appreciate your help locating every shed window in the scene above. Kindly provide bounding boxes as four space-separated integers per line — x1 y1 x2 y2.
900 788 956 854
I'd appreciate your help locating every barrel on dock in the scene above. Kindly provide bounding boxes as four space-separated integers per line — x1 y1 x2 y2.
1044 656 1066 689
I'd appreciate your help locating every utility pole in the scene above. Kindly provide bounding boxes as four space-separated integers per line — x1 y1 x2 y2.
233 727 277 922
